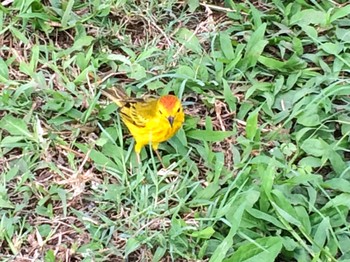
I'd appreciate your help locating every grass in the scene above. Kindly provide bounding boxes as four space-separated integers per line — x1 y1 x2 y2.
1 0 350 261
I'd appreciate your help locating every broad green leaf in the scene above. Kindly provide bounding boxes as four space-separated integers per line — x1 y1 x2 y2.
210 203 246 262
9 26 29 44
76 48 92 70
247 208 285 229
258 56 285 70
301 138 328 157
187 0 199 12
49 187 67 217
334 57 346 72
322 193 350 209
129 63 146 80
272 202 301 227
147 80 165 90
286 174 322 188
176 65 195 78
0 136 28 148
224 44 245 74
320 43 343 55
5 165 20 182
0 198 15 209
286 72 301 90
191 227 215 239
322 178 350 193
338 234 350 254
312 217 330 253
292 37 303 55
104 184 125 202
197 63 209 82
330 5 350 22
251 155 285 169
107 54 131 65
74 65 94 84
137 47 159 62
281 143 297 157
120 46 136 58
220 32 235 60
37 224 52 238
77 242 103 253
258 54 306 73
125 237 141 256
295 206 311 234
186 130 234 142
261 161 275 197
245 82 271 100
302 25 318 40
0 115 33 139
176 28 202 53
290 9 326 26
19 61 34 76
44 250 55 262
336 27 350 43
152 246 166 262
249 2 262 28
328 150 347 176
297 105 321 126
282 237 299 252
272 190 300 226
224 236 283 262
61 0 74 27
223 79 236 112
246 108 259 140
324 84 350 96
298 156 322 168
192 182 220 202
102 139 126 167
29 44 39 72
240 23 268 69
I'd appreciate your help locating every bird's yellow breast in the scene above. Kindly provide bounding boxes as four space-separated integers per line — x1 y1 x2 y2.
124 112 183 152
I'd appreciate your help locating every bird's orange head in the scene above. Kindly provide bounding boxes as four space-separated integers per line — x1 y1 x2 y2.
157 95 184 128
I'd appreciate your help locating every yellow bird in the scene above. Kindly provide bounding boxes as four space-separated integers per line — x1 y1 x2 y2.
101 88 185 165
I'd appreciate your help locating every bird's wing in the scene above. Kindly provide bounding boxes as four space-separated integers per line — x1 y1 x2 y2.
102 88 158 127
119 97 158 128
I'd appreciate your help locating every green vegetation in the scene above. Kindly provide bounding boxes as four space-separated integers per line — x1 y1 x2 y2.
1 0 350 261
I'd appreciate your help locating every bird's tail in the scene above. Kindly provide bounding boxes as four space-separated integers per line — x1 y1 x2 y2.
101 88 129 107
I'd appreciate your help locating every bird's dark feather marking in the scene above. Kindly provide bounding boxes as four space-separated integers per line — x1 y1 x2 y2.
119 105 147 128
120 112 145 127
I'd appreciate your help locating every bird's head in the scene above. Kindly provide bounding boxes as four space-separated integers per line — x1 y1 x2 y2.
157 95 184 128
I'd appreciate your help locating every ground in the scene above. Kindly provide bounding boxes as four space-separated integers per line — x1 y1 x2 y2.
1 0 350 261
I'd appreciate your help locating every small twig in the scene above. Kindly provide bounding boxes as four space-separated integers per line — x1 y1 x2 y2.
281 99 285 111
149 16 173 47
56 144 86 158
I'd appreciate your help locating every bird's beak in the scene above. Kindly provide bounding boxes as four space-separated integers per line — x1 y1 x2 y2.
167 116 174 127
